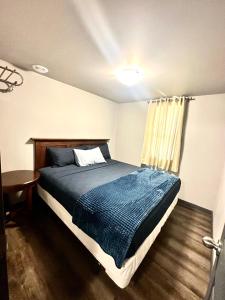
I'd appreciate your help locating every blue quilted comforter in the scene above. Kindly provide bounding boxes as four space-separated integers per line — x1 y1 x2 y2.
72 168 179 268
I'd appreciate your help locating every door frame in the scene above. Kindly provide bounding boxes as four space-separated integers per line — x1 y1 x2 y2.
204 224 225 300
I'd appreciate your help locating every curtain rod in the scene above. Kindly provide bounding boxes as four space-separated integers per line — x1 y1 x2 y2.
147 96 195 104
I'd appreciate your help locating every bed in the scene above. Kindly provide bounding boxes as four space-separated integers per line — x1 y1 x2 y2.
33 138 181 288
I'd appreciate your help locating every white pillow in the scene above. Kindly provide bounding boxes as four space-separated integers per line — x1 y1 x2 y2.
73 147 106 167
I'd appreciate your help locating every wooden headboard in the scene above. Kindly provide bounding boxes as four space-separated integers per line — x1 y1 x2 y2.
32 138 109 170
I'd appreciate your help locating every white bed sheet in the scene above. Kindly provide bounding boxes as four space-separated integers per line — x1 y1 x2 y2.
37 184 178 288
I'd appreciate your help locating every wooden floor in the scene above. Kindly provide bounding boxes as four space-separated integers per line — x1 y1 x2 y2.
6 199 212 300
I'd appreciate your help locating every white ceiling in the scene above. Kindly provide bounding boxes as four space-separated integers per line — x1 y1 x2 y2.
0 0 225 102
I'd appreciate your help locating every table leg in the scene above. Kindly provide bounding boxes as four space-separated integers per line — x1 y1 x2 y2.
26 186 33 211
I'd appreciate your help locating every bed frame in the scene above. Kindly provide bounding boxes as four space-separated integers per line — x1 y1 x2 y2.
32 137 178 288
32 138 109 170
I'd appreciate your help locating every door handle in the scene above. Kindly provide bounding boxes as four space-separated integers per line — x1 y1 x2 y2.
202 236 222 256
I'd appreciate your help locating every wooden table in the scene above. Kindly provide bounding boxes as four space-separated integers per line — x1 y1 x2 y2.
2 170 40 211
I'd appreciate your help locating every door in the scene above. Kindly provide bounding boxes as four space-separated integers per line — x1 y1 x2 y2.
0 157 9 300
204 225 225 300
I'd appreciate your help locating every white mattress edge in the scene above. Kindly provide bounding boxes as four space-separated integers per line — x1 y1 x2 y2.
37 184 178 288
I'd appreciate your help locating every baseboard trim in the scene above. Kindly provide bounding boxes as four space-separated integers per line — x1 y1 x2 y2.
178 199 212 216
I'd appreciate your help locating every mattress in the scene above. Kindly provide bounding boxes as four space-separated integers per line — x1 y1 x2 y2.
39 160 181 258
38 184 178 288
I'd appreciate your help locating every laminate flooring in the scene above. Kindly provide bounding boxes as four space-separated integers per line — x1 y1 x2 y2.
6 199 212 300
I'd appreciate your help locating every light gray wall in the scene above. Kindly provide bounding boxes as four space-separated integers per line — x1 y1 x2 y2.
0 60 118 171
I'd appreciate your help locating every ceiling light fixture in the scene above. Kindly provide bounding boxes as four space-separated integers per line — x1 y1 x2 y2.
32 64 48 74
116 66 143 86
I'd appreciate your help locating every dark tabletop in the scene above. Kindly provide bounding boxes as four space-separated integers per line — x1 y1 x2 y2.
2 170 40 192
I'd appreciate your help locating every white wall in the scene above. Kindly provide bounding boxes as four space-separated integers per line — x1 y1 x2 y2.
115 94 225 211
179 94 225 211
115 101 148 166
0 60 118 172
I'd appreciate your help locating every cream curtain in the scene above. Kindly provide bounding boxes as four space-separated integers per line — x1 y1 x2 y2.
141 97 186 172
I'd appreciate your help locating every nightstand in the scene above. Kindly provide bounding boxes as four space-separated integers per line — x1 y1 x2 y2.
2 170 40 212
